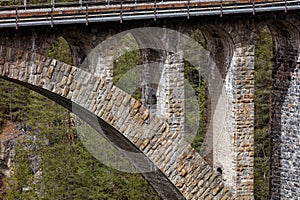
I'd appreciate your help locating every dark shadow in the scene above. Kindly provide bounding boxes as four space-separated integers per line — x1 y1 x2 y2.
200 26 234 80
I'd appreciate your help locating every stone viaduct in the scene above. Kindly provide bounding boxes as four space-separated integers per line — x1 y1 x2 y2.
0 11 300 199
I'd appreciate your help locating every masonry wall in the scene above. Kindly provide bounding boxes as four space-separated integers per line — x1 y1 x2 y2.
270 24 300 198
272 68 300 199
200 22 255 199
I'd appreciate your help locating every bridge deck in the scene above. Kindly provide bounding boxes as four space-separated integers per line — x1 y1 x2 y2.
0 0 299 28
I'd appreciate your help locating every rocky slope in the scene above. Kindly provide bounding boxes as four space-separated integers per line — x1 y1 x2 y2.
0 121 34 195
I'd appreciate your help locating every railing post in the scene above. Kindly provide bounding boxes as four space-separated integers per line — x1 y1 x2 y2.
154 0 157 21
285 0 287 13
252 0 255 15
51 5 54 27
15 8 18 30
120 1 123 23
187 0 190 19
79 0 82 9
220 0 223 17
85 3 89 26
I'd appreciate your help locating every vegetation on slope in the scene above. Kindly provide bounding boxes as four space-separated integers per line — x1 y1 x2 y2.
186 30 207 152
254 27 272 200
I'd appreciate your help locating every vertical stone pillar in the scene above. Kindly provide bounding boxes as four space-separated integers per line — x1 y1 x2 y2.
203 23 255 198
79 39 115 83
139 50 185 137
135 28 185 137
270 24 300 199
201 26 235 177
232 40 255 199
140 49 164 113
222 25 255 198
156 51 185 136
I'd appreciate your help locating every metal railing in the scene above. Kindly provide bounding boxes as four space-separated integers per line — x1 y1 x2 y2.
0 0 299 28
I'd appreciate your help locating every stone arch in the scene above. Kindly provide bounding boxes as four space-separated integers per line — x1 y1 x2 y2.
0 46 232 200
200 25 234 79
87 26 229 151
115 27 233 176
193 24 236 191
61 24 122 67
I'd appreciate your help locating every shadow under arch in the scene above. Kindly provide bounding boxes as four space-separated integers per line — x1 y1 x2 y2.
200 25 234 80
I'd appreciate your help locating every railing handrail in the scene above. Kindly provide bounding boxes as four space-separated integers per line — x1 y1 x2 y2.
0 0 299 28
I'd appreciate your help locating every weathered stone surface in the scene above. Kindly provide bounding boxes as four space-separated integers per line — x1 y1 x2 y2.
269 20 300 199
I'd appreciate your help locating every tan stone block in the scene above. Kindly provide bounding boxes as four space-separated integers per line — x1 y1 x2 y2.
60 76 68 86
180 168 187 177
62 86 70 97
212 183 224 196
47 66 55 78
